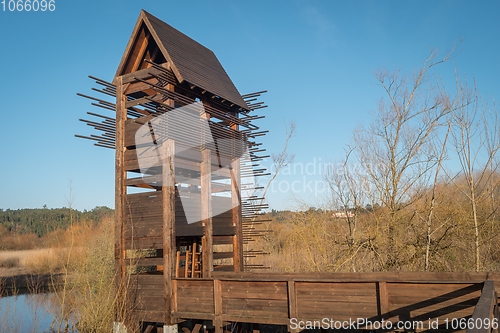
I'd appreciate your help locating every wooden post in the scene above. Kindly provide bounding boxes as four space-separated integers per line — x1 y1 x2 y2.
114 76 127 320
468 281 498 333
231 111 243 272
172 279 178 313
378 281 390 320
202 111 213 278
493 290 499 333
213 279 223 333
161 139 176 325
287 280 297 333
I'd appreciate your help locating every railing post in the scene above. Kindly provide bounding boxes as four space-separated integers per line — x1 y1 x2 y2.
493 290 499 333
288 280 297 332
467 281 497 333
214 279 223 333
378 281 390 320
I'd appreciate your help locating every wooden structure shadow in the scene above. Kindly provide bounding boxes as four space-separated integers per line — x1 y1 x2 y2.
75 10 500 333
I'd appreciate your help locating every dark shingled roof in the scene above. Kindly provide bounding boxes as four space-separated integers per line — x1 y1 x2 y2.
118 10 248 111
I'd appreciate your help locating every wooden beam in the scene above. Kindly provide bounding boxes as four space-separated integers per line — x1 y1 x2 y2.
121 62 169 85
125 94 163 108
191 241 197 278
231 111 243 272
144 324 155 333
378 281 390 319
161 138 175 325
114 11 146 79
130 29 150 74
467 281 497 333
192 323 203 333
213 279 223 333
114 76 127 320
172 279 178 313
140 12 185 84
287 280 297 330
287 280 297 319
202 111 213 278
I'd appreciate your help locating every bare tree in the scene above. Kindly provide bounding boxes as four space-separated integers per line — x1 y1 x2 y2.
323 147 369 272
353 48 459 269
448 73 500 271
414 119 452 271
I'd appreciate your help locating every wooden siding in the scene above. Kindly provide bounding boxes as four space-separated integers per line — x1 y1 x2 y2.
129 274 165 323
124 191 236 239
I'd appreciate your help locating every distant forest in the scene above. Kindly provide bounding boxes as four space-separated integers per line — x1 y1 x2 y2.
0 206 114 237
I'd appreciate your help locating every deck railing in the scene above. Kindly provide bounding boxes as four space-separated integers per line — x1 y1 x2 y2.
466 281 499 333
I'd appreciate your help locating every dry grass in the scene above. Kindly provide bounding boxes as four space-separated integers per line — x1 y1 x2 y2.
40 218 139 332
0 249 49 267
0 249 58 277
0 247 82 276
0 218 138 332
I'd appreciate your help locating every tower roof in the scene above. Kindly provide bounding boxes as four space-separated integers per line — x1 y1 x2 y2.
115 10 248 111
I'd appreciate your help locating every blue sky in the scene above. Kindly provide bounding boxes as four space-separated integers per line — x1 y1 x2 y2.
0 0 499 211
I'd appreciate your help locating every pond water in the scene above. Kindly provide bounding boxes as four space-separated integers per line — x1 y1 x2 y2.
0 293 74 333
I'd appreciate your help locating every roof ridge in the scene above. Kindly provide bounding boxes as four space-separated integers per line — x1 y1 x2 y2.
116 10 248 110
142 10 215 56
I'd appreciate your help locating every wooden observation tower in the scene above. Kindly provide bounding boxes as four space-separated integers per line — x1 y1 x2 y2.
76 10 500 333
77 9 269 331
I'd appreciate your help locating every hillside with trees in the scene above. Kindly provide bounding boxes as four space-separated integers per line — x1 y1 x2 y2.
0 206 113 250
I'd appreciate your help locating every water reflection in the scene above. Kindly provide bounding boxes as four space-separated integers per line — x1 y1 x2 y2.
0 293 75 333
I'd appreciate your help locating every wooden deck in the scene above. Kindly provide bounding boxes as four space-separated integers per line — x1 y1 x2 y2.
128 271 500 331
